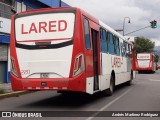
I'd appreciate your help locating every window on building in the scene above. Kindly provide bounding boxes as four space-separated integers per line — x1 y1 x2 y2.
0 1 12 19
15 1 21 13
15 2 26 12
100 27 108 53
0 0 12 6
84 18 91 49
26 6 33 11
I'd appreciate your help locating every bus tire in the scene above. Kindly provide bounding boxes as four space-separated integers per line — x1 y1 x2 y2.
126 71 133 86
151 70 155 73
102 75 114 96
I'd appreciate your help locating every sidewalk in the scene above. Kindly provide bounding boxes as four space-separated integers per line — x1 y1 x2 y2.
0 83 31 99
0 83 13 93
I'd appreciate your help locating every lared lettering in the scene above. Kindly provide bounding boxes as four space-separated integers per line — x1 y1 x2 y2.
49 21 56 32
21 24 28 34
39 22 47 32
138 56 149 59
21 20 68 34
29 23 38 34
58 20 67 31
112 57 121 68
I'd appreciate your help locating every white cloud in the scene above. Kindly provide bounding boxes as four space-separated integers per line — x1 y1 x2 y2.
151 39 160 46
62 0 160 45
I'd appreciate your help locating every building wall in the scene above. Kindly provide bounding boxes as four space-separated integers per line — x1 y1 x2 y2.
37 0 69 7
0 1 11 83
15 0 50 12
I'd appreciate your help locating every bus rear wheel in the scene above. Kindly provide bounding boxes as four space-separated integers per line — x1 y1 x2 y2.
102 75 114 96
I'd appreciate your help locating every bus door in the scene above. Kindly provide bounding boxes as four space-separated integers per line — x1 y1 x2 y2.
83 17 99 91
91 29 99 91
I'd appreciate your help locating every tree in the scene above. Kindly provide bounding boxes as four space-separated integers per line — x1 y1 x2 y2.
134 37 155 53
155 54 159 63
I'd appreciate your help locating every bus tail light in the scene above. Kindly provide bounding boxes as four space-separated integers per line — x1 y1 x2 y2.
11 58 18 77
73 54 85 77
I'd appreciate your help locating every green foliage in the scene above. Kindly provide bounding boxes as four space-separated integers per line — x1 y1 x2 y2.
0 89 5 94
155 54 159 63
135 37 155 53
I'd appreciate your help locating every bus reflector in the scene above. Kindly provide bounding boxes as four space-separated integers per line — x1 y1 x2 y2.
73 54 85 77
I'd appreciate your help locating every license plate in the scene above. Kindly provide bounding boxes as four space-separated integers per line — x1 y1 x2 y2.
40 73 49 78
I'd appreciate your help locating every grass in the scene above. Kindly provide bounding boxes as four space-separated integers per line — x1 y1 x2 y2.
0 89 5 94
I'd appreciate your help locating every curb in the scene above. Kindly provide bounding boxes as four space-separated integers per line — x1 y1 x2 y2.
0 91 33 99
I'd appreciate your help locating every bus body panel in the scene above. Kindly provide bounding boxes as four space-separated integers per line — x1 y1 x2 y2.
135 53 156 72
16 45 73 78
99 21 133 88
10 7 135 94
11 72 86 92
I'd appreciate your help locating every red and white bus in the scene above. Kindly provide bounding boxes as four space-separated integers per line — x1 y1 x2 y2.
135 53 156 73
10 7 135 95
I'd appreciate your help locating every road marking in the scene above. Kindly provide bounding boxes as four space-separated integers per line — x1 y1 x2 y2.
135 79 160 82
149 79 160 82
86 88 132 120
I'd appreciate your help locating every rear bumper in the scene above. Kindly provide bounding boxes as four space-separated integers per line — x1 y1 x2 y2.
136 67 152 71
11 72 86 93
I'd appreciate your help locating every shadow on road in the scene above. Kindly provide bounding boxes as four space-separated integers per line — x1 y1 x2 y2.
137 71 155 74
21 82 132 109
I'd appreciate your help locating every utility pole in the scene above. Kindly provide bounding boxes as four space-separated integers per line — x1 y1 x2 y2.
123 17 131 36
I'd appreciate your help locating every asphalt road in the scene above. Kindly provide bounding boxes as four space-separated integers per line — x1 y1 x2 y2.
0 70 160 120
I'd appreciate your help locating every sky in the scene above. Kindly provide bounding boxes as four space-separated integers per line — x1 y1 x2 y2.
63 0 160 46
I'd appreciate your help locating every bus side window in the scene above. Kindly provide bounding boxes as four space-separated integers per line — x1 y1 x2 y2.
108 32 115 55
126 43 132 57
114 36 120 56
124 42 130 57
83 18 91 49
113 36 117 55
116 37 120 56
122 42 127 57
100 28 108 53
129 44 132 54
125 42 128 57
121 43 124 57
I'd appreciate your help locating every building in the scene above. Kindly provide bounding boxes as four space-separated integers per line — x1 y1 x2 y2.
15 0 69 12
0 0 12 83
0 0 69 84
